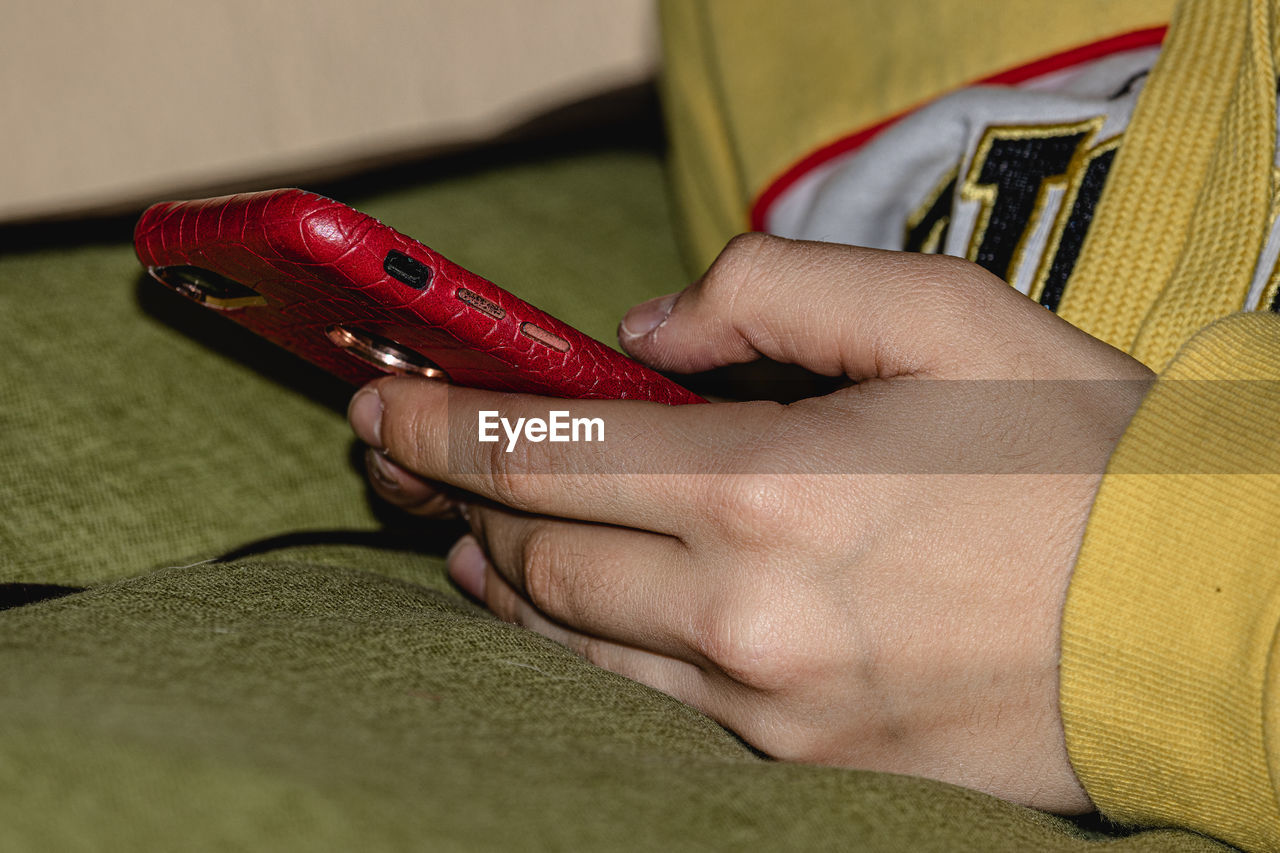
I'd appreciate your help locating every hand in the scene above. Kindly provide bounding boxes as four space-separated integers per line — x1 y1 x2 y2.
347 235 1153 813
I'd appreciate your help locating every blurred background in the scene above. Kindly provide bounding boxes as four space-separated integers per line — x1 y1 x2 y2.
1 0 657 222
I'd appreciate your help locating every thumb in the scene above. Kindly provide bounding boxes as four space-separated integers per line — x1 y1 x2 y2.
618 233 1040 380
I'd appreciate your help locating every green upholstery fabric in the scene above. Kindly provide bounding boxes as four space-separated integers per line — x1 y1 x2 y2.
0 145 1238 851
0 148 686 589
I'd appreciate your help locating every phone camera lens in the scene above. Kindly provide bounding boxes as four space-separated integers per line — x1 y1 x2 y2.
148 265 266 310
325 325 449 380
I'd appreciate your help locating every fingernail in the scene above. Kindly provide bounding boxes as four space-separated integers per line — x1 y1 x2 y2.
447 535 486 599
366 448 400 491
619 293 677 340
348 386 384 449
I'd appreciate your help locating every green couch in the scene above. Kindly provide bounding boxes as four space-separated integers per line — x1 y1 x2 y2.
0 124 1236 850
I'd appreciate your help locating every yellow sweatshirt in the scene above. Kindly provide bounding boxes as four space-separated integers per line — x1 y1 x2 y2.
660 1 1280 849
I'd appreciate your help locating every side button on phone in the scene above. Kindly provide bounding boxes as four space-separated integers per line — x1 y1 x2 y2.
455 287 505 320
520 322 570 353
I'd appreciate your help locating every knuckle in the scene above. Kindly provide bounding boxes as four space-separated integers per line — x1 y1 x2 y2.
722 231 780 265
485 438 551 510
703 471 802 546
894 254 1031 375
925 250 987 279
379 379 453 468
854 254 1006 376
698 232 786 306
912 254 1005 320
719 231 777 268
695 587 802 691
391 399 436 470
518 526 569 615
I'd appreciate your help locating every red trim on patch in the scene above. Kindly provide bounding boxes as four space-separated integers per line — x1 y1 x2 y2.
748 25 1167 231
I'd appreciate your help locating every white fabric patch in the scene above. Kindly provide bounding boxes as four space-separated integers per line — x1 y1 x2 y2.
765 48 1159 301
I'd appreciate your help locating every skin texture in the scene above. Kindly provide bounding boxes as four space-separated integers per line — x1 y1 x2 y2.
346 235 1155 813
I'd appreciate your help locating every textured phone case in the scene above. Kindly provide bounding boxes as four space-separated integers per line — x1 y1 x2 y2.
133 189 704 405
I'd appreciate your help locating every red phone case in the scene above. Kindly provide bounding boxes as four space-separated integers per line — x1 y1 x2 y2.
133 189 704 405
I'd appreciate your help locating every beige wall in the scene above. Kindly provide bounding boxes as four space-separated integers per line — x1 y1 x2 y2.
1 0 656 221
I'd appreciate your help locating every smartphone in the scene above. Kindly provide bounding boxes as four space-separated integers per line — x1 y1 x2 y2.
133 189 704 405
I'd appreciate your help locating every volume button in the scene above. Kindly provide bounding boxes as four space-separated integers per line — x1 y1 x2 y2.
520 322 570 352
455 287 505 320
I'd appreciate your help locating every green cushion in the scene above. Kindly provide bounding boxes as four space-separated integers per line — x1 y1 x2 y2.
0 148 687 588
0 145 1238 851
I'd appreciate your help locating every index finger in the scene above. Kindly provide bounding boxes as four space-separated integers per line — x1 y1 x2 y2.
350 376 783 535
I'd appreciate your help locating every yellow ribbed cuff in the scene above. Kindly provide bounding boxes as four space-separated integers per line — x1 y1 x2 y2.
1061 313 1280 852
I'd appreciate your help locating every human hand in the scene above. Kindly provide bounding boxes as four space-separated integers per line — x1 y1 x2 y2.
347 235 1153 813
